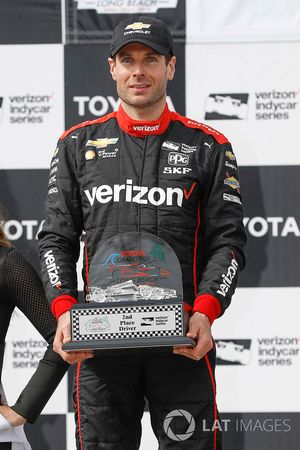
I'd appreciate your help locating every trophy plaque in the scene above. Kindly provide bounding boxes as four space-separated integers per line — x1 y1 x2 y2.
63 232 194 350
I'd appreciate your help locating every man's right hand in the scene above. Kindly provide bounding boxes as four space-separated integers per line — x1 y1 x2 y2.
53 311 94 364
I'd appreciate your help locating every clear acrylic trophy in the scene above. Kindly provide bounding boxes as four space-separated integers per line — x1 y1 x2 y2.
63 232 194 350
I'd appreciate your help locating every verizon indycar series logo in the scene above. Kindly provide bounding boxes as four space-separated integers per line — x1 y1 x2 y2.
0 93 54 124
215 339 252 365
75 0 178 14
204 90 298 121
205 93 249 120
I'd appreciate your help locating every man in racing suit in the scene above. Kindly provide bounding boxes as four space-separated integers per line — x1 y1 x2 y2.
39 16 246 450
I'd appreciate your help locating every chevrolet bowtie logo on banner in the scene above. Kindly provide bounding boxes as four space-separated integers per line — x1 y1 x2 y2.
125 22 151 31
86 138 119 148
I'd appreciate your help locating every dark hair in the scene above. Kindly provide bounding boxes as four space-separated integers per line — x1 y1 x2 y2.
165 54 173 65
0 205 10 247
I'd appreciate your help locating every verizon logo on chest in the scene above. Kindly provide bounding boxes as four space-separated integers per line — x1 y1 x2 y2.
84 179 184 207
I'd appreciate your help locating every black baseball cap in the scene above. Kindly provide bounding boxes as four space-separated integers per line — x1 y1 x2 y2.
110 16 174 57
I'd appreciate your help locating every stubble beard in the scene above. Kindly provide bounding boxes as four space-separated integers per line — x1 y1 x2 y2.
117 80 167 110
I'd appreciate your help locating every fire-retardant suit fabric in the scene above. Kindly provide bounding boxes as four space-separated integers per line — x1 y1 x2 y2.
39 104 246 449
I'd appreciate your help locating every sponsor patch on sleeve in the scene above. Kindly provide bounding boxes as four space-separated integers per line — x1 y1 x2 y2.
225 150 236 161
224 175 240 192
223 193 242 205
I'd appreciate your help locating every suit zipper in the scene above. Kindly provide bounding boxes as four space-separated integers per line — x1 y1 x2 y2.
138 135 148 232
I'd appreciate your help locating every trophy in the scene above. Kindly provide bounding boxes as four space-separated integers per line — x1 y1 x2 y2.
63 232 194 350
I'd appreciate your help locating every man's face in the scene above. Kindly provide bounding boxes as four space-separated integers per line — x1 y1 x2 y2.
108 43 176 110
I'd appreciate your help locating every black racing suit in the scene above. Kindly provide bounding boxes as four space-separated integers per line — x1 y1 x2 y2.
39 104 246 450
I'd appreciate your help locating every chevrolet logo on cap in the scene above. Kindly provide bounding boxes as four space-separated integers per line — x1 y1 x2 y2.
86 138 119 149
125 22 151 31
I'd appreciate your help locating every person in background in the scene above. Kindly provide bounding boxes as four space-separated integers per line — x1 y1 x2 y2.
0 205 70 449
39 16 246 450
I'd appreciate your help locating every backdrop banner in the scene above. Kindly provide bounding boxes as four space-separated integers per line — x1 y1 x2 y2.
65 0 185 43
1 1 300 449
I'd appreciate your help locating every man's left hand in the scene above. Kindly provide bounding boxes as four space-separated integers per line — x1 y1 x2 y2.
173 312 213 361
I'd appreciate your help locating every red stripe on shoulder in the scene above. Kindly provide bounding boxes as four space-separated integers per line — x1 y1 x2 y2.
60 112 117 140
170 112 229 145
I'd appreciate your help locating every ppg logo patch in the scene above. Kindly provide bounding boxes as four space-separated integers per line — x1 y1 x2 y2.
168 152 189 166
163 409 195 441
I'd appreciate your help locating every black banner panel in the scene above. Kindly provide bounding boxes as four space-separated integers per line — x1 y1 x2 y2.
0 0 62 44
66 0 185 43
0 170 48 272
64 42 185 129
25 415 66 449
239 166 300 287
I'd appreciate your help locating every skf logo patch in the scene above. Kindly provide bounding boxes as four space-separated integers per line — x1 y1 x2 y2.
225 150 236 161
86 138 119 149
125 22 151 31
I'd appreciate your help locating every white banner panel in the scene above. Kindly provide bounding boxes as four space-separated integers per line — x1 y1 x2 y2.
186 0 300 43
2 309 68 415
185 42 300 166
66 413 76 450
0 44 64 169
213 287 300 412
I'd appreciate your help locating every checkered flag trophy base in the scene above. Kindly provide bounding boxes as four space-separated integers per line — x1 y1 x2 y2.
63 232 194 350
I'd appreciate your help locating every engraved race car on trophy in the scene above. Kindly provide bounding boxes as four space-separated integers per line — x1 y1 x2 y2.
63 232 194 350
